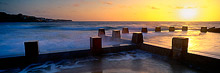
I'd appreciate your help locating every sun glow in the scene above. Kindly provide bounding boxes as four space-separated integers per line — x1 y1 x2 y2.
1 0 218 21
179 9 198 20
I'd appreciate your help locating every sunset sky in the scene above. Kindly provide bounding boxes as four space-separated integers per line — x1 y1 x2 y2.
0 0 220 21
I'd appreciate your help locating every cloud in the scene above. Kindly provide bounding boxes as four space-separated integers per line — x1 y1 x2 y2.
151 7 159 10
73 4 80 7
102 2 112 5
147 5 159 10
175 6 196 9
176 6 184 9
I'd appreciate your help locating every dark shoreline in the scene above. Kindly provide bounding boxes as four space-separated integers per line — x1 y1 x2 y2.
0 12 72 22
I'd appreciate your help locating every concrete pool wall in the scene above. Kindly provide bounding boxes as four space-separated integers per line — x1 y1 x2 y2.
0 27 219 73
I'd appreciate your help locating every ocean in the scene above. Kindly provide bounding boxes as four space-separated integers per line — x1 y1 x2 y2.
0 21 220 59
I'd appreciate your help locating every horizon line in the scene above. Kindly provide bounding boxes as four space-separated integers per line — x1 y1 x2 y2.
71 20 220 22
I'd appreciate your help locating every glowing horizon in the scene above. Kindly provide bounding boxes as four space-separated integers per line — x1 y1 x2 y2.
0 0 220 21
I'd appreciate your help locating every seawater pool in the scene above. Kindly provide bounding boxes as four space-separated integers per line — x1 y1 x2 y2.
0 50 200 73
0 21 220 59
122 30 220 59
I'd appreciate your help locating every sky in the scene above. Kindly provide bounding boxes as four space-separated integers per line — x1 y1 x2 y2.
0 0 220 21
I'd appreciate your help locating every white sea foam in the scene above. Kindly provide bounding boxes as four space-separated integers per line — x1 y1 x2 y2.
0 22 220 59
17 57 98 73
16 50 152 73
15 50 152 73
105 50 152 61
1 49 201 73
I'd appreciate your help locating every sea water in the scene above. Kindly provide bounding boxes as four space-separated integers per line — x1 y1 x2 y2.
0 21 220 59
2 50 199 73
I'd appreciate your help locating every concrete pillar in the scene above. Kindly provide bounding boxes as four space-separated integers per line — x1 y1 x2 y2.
132 32 143 44
122 27 129 34
141 27 148 33
169 27 175 32
155 27 161 32
182 26 188 31
172 37 189 59
201 27 207 32
90 37 102 55
112 30 121 40
98 28 105 37
24 41 39 58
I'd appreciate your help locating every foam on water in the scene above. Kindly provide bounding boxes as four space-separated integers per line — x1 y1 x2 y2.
0 21 220 58
1 50 150 73
104 50 152 61
17 57 98 73
1 50 200 73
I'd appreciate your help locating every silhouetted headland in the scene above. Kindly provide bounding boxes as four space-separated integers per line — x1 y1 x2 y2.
0 12 72 22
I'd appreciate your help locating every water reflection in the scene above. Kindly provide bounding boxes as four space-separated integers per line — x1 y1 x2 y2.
91 56 103 73
0 50 198 73
187 32 220 59
140 30 220 59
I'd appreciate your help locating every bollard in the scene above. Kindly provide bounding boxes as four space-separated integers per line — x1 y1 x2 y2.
112 30 121 40
172 37 189 59
182 26 188 31
155 27 161 32
24 41 39 58
90 37 102 55
200 27 207 32
122 27 129 34
141 27 148 33
169 27 175 32
132 32 143 44
98 28 105 37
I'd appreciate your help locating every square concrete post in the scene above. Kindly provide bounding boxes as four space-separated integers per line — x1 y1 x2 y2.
98 28 105 37
24 41 39 58
155 27 161 32
132 32 143 44
169 27 175 32
122 27 129 34
141 27 148 33
172 37 189 59
182 26 188 31
90 37 102 55
112 30 121 40
201 27 207 32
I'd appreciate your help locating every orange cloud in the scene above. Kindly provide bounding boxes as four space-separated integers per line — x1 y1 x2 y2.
151 7 159 10
102 2 112 5
175 6 197 9
176 6 184 9
73 4 80 7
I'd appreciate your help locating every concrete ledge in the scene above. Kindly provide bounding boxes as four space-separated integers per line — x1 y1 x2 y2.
0 50 91 69
208 27 220 33
0 40 219 73
0 56 27 69
103 45 137 53
183 53 220 72
138 43 220 73
139 44 171 56
0 44 136 69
